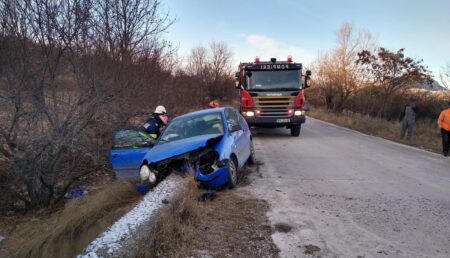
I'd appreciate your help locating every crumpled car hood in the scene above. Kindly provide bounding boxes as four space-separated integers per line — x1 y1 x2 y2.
144 133 223 164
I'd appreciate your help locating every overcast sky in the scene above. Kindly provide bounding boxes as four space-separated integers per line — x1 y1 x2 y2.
164 0 450 77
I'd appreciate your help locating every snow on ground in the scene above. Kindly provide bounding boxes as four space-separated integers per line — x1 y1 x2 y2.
78 177 183 257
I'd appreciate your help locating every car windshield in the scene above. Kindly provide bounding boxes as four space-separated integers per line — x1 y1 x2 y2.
158 112 224 144
113 130 152 148
246 70 301 91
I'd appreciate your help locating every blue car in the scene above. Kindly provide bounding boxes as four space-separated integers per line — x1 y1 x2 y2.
110 107 254 188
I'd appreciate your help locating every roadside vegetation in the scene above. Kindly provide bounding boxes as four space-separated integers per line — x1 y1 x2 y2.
308 106 442 152
0 0 236 255
0 0 235 212
138 171 278 258
0 180 140 257
307 23 450 150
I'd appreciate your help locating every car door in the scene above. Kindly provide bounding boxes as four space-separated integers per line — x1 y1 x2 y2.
110 130 153 179
225 108 247 167
237 111 252 160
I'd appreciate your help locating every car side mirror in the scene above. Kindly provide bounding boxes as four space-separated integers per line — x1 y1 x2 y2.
229 124 242 132
304 70 312 88
235 72 241 89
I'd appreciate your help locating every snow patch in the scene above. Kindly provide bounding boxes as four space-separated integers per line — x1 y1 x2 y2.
78 177 182 257
0 235 5 242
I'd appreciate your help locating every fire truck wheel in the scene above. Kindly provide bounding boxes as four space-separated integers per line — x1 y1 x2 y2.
290 124 301 137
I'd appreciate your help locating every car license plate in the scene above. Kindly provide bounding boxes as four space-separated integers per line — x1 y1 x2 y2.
276 118 290 123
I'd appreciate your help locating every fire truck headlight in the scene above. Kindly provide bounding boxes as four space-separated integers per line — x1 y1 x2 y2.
294 110 304 116
245 111 255 117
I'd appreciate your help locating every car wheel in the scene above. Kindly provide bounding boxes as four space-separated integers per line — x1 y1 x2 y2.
290 124 301 137
247 142 256 165
227 158 238 188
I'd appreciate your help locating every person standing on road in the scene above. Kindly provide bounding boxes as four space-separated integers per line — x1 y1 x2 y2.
399 103 417 141
141 105 170 139
437 101 450 157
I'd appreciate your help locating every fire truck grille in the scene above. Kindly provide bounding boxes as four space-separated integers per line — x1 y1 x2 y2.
253 96 295 117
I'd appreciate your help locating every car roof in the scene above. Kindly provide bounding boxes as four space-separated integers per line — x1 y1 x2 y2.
173 107 229 121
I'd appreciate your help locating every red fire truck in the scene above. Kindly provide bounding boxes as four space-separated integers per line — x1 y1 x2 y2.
235 57 311 136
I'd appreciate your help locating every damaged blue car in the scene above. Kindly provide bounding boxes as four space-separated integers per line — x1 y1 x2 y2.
110 107 254 188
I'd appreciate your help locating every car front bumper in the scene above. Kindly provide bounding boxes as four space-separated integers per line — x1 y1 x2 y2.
194 166 229 187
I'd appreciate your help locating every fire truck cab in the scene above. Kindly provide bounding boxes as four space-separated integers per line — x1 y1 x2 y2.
235 57 311 136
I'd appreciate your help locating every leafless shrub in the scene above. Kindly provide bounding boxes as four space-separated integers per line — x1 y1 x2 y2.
0 0 175 209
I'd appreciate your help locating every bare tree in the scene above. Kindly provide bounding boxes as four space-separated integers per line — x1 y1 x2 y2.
209 41 233 98
186 41 234 104
440 62 450 89
313 23 376 111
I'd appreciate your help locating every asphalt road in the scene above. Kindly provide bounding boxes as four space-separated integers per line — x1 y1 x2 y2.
248 117 450 258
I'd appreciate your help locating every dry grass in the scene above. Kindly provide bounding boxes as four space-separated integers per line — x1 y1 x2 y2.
308 106 442 153
137 178 200 258
137 173 278 258
0 181 140 258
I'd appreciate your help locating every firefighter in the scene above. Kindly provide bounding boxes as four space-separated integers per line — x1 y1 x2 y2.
438 101 450 157
141 105 169 139
399 103 417 141
208 99 220 108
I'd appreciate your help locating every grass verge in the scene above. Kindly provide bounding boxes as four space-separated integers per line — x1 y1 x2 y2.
308 106 443 153
0 181 141 258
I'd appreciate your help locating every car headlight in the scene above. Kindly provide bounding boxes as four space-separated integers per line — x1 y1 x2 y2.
245 111 255 117
148 171 157 183
140 165 157 183
294 110 304 116
140 165 150 181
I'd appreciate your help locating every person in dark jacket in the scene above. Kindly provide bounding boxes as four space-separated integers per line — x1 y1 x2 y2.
141 105 169 139
399 103 417 141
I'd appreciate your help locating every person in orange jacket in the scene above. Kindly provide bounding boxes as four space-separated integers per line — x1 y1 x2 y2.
438 101 450 156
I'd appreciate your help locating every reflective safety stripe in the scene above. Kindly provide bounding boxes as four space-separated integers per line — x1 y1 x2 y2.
150 134 158 139
139 132 150 138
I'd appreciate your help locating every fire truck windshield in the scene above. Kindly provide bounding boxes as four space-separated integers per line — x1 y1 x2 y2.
246 70 301 91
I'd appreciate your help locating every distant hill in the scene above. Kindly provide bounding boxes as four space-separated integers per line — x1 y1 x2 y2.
414 79 448 91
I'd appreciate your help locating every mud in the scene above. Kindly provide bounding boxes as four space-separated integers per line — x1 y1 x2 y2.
274 223 293 233
304 244 321 255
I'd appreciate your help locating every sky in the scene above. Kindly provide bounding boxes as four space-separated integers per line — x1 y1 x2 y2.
163 0 450 78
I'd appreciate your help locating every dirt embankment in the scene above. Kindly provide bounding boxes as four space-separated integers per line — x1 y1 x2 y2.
137 166 279 258
1 163 278 258
0 180 141 258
